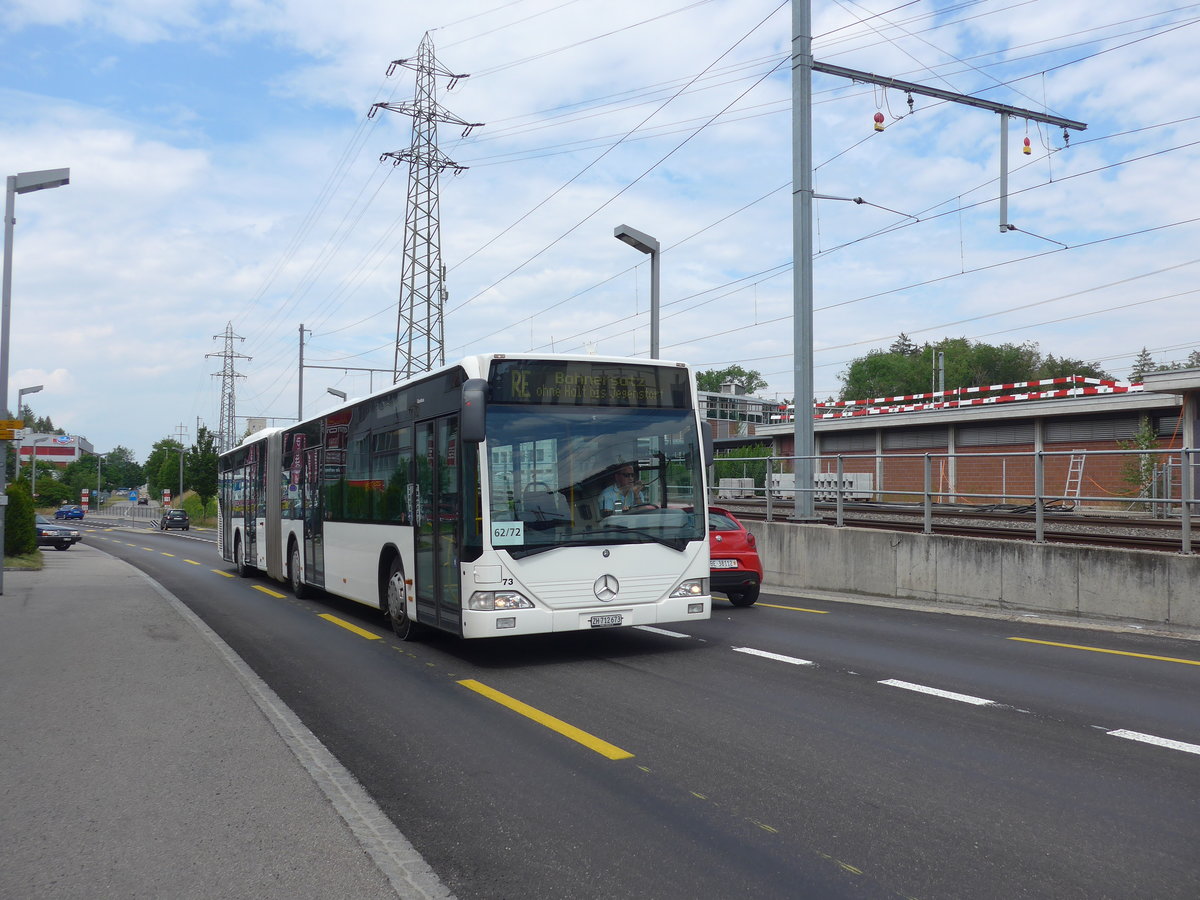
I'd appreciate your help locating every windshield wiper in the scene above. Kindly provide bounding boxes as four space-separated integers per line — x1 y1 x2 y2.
574 527 689 552
506 542 566 559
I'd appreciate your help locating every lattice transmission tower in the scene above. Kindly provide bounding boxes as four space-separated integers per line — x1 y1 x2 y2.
369 32 482 382
206 322 250 454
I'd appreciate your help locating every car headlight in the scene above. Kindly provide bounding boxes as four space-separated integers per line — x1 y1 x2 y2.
468 590 535 611
669 578 708 598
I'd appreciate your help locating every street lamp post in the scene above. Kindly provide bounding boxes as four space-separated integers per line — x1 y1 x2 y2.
30 436 52 498
17 383 42 413
613 224 660 359
1 168 69 595
327 387 347 402
178 447 186 507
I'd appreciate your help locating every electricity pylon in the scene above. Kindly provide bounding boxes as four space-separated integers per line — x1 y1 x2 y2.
206 322 250 454
369 31 482 382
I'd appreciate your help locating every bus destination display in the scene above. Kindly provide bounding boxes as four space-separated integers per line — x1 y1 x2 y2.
489 360 690 409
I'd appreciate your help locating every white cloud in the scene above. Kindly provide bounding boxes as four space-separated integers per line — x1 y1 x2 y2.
0 0 1197 457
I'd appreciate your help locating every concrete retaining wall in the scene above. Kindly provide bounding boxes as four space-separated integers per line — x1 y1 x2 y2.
747 521 1200 629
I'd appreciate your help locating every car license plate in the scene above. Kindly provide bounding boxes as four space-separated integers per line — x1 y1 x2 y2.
710 559 738 568
589 614 624 628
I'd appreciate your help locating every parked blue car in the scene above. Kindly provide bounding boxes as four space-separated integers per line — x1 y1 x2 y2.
55 505 85 519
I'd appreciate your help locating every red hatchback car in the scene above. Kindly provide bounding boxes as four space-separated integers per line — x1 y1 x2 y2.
706 505 763 606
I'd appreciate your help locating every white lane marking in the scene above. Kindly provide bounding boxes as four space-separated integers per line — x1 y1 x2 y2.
733 647 814 666
1107 729 1200 756
879 678 995 706
635 626 691 638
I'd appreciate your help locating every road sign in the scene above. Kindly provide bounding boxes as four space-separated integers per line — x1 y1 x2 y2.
129 490 138 502
0 430 17 441
0 419 22 429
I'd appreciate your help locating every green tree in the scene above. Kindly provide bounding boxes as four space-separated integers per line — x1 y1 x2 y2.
696 365 768 394
1118 416 1160 508
187 425 219 517
839 348 927 399
1129 347 1156 382
146 438 184 500
34 474 75 507
1034 353 1110 381
4 480 36 556
840 337 1111 400
104 446 144 490
714 444 772 490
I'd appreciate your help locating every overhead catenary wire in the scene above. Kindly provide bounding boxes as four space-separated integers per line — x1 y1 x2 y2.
231 3 1199 422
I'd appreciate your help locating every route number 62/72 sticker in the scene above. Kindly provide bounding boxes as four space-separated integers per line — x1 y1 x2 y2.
491 521 525 546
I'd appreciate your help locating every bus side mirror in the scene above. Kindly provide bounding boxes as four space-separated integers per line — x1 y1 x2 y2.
461 379 488 442
701 421 714 468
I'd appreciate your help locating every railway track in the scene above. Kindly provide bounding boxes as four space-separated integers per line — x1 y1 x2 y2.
721 500 1193 554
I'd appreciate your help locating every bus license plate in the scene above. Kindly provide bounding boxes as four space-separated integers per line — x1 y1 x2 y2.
589 614 624 628
710 559 737 568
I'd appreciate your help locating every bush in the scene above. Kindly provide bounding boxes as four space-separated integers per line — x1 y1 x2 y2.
4 480 37 556
181 492 215 524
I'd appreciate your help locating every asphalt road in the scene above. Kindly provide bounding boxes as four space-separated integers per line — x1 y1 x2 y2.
80 518 1200 900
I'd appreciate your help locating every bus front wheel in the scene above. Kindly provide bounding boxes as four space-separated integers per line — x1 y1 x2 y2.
385 557 422 641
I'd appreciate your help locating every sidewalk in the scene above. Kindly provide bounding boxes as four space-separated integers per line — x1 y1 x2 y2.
0 545 452 900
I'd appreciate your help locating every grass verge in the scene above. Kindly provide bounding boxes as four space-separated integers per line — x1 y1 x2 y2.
3 551 44 570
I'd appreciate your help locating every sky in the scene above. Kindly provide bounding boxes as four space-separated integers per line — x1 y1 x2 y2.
2 0 1198 462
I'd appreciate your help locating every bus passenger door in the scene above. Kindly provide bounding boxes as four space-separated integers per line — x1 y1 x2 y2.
301 438 325 588
414 417 462 632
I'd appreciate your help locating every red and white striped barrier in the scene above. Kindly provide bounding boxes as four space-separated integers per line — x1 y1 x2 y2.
771 377 1142 422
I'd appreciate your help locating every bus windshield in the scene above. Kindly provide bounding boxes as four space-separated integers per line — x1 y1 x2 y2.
485 405 706 556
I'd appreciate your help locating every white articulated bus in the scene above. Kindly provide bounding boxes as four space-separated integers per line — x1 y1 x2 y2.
217 353 713 639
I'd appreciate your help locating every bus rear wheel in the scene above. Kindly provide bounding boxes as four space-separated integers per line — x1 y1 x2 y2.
385 557 422 641
234 536 249 577
288 542 309 599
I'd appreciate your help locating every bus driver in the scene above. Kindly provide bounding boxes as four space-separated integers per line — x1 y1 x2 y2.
600 464 649 515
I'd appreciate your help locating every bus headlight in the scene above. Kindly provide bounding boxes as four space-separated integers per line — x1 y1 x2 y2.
669 578 708 598
468 590 534 611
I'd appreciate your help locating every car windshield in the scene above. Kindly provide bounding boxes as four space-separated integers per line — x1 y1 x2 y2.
36 515 52 524
709 511 741 531
484 404 706 556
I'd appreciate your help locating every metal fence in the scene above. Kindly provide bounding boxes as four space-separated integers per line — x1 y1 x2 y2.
712 447 1197 554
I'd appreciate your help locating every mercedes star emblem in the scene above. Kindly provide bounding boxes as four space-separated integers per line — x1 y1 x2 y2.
593 574 619 602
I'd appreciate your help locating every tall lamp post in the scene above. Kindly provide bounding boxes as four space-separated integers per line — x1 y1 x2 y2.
177 447 186 507
18 383 42 412
16 384 42 486
327 387 347 402
30 436 52 497
613 224 660 359
1 168 68 596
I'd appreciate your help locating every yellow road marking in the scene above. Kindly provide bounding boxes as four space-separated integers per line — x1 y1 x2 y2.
318 614 383 640
142 547 154 551
253 585 286 598
458 679 634 760
161 552 175 557
212 569 234 578
1008 637 1200 667
758 602 830 614
183 559 201 566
